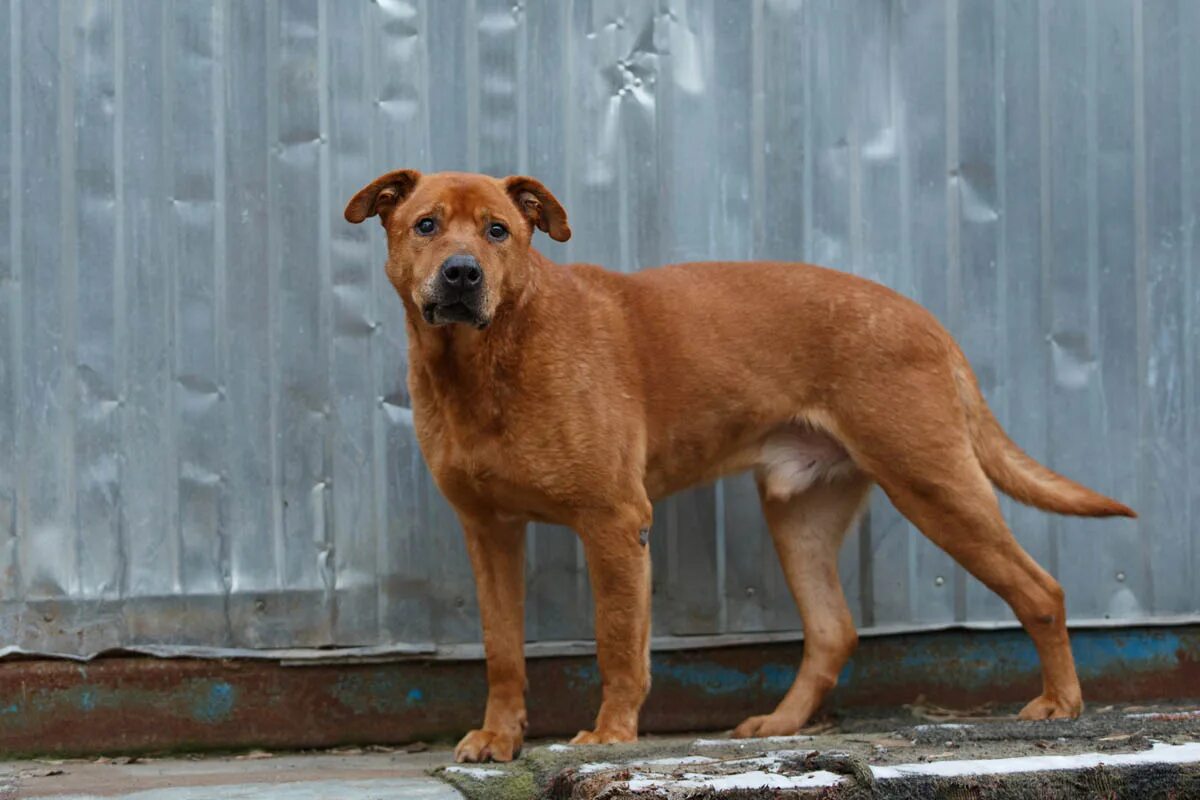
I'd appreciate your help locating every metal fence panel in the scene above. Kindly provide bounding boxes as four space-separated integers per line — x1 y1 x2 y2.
0 0 1197 657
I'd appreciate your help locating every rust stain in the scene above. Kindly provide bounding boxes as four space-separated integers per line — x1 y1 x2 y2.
0 626 1196 757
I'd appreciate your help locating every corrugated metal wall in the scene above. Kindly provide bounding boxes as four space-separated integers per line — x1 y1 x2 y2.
1 0 1197 658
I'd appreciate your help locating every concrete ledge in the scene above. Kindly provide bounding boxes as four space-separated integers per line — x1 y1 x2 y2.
0 625 1197 757
440 732 1200 799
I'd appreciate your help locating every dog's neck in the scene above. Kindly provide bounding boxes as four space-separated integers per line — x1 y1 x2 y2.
404 249 557 416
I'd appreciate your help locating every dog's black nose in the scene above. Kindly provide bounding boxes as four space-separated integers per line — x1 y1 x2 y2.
440 255 483 289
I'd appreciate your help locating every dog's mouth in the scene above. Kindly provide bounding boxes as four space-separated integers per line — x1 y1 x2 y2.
422 301 490 329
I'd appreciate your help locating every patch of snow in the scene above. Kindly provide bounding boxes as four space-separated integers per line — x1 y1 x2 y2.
692 735 814 747
1125 709 1200 720
615 741 1200 793
626 769 843 792
633 755 718 768
874 741 1200 779
914 723 973 731
444 766 505 779
577 761 620 774
546 743 573 752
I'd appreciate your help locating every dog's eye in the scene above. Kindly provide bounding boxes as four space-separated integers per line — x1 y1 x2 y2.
487 222 509 242
415 217 437 236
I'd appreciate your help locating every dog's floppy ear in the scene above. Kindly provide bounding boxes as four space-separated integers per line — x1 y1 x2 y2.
503 176 571 242
344 169 422 226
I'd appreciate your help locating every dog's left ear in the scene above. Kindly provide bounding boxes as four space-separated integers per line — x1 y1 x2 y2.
344 169 422 226
503 176 571 242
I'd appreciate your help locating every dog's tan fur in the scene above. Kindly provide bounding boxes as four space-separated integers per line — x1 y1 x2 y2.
345 170 1135 763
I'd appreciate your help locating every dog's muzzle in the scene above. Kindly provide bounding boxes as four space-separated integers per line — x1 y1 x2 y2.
422 255 489 328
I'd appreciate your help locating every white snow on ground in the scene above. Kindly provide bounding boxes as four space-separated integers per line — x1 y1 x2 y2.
692 735 814 747
621 741 1200 794
913 723 974 732
1125 709 1200 720
628 769 844 792
442 766 505 779
630 756 718 767
873 741 1200 779
577 762 620 774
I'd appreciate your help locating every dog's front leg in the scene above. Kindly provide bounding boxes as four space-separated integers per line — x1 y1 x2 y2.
453 512 528 763
571 505 653 745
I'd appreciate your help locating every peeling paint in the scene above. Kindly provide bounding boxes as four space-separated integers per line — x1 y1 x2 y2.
193 682 235 724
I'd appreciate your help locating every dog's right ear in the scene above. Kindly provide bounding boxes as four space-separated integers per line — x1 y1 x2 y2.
344 169 422 226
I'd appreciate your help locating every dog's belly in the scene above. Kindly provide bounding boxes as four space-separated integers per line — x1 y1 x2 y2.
647 422 858 501
753 424 858 500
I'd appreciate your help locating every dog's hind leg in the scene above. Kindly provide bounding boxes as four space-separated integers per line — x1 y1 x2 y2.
840 390 1083 720
733 472 872 738
876 458 1082 718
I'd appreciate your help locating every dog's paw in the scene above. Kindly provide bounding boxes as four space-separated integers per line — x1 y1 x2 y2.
732 713 802 739
1018 694 1082 720
569 728 636 745
454 728 522 762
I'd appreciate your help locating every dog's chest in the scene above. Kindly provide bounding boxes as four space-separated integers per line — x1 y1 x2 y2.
414 398 601 522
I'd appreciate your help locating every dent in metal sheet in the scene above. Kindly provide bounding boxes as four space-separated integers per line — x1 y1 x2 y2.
1049 331 1096 390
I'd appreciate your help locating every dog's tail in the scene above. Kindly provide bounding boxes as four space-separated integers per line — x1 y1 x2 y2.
954 351 1136 518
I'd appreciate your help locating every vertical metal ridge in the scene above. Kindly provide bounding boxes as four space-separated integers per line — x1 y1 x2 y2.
515 0 528 176
1183 0 1199 612
58 0 81 598
265 0 283 592
749 0 764 255
894 2 917 623
366 0 389 645
847 13 864 274
1036 0 1058 580
213 0 232 632
799 0 813 259
944 0 961 328
316 0 335 627
944 0 967 624
992 0 1007 461
714 476 727 633
112 0 130 604
1084 0 1101 441
465 0 479 172
1131 0 1155 613
159 0 179 595
4 0 25 604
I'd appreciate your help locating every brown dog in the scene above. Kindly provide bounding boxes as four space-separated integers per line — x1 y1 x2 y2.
344 170 1134 763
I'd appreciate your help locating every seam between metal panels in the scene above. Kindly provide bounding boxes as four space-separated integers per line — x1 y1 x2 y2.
214 0 233 639
265 0 283 594
316 0 336 631
1131 0 1154 614
113 0 129 606
1183 0 1199 615
7 0 24 607
944 0 967 625
365 0 386 652
991 0 1009 616
59 0 81 599
163 0 182 595
1036 0 1059 583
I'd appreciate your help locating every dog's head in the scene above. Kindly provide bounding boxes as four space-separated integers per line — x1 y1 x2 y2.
344 170 570 329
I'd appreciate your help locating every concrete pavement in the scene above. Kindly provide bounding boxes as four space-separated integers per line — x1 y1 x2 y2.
4 702 1198 799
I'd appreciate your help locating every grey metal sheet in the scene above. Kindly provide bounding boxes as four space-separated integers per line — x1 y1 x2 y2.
0 0 17 616
0 0 1197 658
